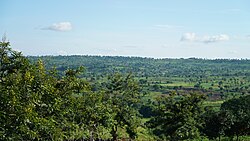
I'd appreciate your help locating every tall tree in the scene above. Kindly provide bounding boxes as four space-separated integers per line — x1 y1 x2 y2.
0 40 90 140
104 73 142 141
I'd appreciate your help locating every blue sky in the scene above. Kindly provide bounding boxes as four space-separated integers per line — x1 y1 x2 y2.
1 0 250 58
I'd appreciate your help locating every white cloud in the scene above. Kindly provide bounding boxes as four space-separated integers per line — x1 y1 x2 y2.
180 33 196 41
202 34 229 43
181 33 229 43
42 22 72 31
247 35 250 38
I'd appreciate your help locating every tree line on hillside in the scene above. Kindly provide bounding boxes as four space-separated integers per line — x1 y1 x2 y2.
28 55 250 79
1 40 250 140
29 54 250 101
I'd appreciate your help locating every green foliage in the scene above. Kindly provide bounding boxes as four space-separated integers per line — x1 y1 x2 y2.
1 40 249 140
104 73 142 140
202 95 250 140
147 93 206 140
0 38 27 82
220 95 250 138
0 40 88 140
202 110 226 140
0 40 144 140
29 55 250 101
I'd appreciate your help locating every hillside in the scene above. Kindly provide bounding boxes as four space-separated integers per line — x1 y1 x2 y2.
29 56 250 100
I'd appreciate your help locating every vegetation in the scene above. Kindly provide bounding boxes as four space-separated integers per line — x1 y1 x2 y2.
1 40 250 140
29 55 250 101
147 93 206 140
0 39 141 140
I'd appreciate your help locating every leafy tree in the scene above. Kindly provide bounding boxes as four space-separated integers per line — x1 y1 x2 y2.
220 95 250 140
0 37 37 140
202 109 229 140
0 36 26 82
0 39 90 140
104 73 142 140
75 91 113 140
147 93 206 140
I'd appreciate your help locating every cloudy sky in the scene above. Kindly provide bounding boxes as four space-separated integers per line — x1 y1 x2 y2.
1 0 250 58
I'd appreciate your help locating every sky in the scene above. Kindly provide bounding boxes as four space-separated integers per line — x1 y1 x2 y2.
1 0 250 59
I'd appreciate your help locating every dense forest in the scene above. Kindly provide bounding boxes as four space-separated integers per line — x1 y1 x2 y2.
1 40 250 141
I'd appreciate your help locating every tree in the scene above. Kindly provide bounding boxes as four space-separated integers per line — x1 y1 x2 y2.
75 91 113 141
104 73 142 141
220 95 250 140
202 109 229 140
0 36 26 82
147 93 206 140
0 37 37 140
0 39 90 140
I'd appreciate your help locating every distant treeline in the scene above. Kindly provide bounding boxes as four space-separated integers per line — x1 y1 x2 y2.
28 55 250 77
